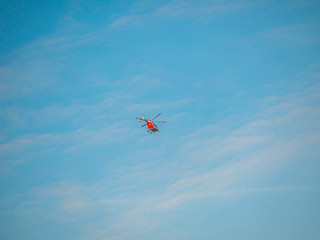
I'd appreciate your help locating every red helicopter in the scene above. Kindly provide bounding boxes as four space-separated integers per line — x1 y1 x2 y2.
136 113 166 134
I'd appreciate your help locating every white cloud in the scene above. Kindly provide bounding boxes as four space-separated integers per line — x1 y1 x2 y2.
107 0 254 29
244 23 320 47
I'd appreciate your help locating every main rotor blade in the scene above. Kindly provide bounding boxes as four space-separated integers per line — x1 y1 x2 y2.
141 123 147 127
152 113 161 120
154 121 166 123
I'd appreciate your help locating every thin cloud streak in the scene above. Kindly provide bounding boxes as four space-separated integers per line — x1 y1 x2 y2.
108 0 254 29
242 23 320 47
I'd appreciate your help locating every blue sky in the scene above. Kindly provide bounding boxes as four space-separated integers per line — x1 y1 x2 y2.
1 0 320 239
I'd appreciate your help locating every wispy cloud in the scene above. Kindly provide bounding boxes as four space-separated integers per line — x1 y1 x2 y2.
155 0 248 18
220 185 315 197
108 0 253 29
244 23 320 47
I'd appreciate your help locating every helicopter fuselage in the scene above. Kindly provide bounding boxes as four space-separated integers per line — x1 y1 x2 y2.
147 121 158 132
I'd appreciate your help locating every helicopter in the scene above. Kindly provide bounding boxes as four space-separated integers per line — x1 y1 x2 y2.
136 113 166 134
